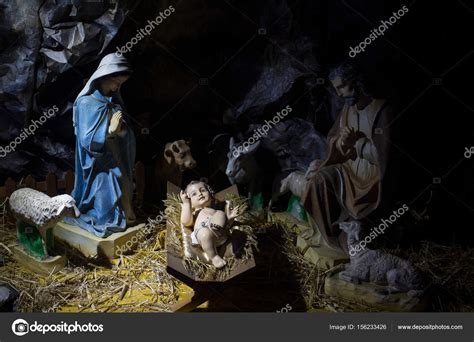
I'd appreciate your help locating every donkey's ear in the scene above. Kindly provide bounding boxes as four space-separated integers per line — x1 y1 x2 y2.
185 138 192 146
229 136 235 149
243 140 260 155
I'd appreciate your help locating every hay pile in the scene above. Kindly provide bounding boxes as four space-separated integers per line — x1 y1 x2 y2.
390 242 474 312
164 193 258 281
0 201 186 313
278 223 376 312
2 194 472 312
0 197 15 263
279 221 474 312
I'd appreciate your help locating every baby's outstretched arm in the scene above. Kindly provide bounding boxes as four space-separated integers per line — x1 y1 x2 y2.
225 200 247 226
180 190 193 227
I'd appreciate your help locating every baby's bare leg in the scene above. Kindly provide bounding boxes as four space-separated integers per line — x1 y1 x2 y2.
197 228 226 268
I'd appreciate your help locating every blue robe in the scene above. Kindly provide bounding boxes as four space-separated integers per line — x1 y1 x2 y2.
65 89 136 237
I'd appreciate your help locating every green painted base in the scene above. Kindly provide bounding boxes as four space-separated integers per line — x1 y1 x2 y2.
17 221 51 259
286 195 308 222
250 192 264 210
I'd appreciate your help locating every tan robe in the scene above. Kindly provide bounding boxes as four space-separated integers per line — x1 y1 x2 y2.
302 98 392 253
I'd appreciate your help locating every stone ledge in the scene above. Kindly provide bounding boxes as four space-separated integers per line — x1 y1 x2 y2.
53 221 145 260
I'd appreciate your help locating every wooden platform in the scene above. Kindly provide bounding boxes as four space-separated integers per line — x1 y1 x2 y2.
167 245 256 283
53 221 145 260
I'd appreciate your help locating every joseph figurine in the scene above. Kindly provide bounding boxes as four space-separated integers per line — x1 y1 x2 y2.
301 62 394 255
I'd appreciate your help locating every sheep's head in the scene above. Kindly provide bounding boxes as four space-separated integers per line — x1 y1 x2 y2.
51 194 80 218
339 221 362 244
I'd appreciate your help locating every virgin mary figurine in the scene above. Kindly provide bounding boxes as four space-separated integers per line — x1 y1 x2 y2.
65 53 136 237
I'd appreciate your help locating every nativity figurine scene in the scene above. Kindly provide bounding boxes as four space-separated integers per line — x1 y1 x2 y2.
0 55 430 312
0 0 470 313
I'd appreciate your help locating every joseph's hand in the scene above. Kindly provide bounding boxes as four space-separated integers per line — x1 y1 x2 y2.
339 127 359 148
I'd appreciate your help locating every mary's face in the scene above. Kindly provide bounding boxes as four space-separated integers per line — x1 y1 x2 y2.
100 75 130 95
109 75 129 92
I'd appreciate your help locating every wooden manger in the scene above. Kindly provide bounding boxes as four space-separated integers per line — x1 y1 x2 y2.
165 182 256 282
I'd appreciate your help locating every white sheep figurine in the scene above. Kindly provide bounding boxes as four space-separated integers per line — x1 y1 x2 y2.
9 188 80 257
9 188 80 232
339 221 423 295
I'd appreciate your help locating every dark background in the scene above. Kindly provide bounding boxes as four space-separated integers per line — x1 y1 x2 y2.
1 0 473 247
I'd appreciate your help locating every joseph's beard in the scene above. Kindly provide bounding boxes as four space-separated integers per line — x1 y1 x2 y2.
343 96 358 106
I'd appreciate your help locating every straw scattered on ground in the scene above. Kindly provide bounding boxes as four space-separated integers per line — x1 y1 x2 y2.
278 220 474 312
277 223 377 312
1 195 473 312
0 201 184 312
387 242 474 312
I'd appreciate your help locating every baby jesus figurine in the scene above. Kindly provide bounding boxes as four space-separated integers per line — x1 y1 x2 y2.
180 181 243 268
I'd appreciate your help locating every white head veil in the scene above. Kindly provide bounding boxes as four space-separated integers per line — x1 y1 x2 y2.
72 53 132 134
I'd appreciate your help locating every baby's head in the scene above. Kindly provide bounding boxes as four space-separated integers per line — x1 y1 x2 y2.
185 181 215 209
